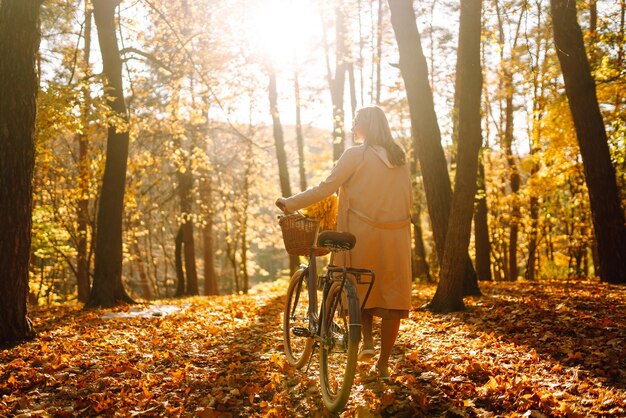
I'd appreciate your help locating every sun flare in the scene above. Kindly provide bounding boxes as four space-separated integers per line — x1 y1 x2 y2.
245 0 320 68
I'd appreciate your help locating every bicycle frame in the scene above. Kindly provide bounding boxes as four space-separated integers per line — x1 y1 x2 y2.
284 212 375 341
292 247 375 341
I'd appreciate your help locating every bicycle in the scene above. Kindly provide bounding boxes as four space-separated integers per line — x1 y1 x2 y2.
278 212 375 413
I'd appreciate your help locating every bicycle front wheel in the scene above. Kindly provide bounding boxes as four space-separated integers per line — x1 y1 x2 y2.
283 268 315 368
319 279 360 413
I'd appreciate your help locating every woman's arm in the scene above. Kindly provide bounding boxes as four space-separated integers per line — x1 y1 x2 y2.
281 146 363 212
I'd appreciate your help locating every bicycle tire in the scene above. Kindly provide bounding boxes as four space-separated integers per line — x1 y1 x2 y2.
283 268 315 368
319 279 360 412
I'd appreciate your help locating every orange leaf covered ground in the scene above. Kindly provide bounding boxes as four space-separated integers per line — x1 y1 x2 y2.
1 280 625 417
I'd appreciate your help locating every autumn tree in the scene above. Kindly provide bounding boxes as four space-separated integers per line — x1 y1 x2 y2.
0 0 41 341
494 0 525 281
550 0 626 284
77 0 93 302
170 84 199 298
524 0 550 281
429 0 483 312
269 70 299 274
474 151 492 281
322 1 350 161
86 0 134 307
387 0 481 296
201 174 219 296
294 70 307 192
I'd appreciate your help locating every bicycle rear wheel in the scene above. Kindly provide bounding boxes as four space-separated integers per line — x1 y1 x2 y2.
319 279 360 413
283 268 315 368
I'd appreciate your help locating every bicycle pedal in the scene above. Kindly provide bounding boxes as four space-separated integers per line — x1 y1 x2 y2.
292 326 311 337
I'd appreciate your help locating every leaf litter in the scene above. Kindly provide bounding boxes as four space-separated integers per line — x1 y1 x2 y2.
1 279 624 417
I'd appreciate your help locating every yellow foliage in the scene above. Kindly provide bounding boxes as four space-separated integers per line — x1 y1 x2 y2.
301 194 338 230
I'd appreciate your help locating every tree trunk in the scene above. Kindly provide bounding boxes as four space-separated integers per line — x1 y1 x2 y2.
132 241 151 300
0 0 40 342
494 0 524 282
551 0 626 284
474 152 492 281
270 71 291 199
174 226 185 297
588 0 598 63
526 2 546 282
202 178 218 296
388 0 480 296
503 87 520 281
331 2 348 161
240 145 252 294
410 159 431 281
375 0 383 104
294 71 307 192
428 0 483 312
358 0 365 106
178 171 198 295
348 63 358 122
77 0 92 303
615 1 625 114
86 0 134 308
411 210 431 281
525 193 539 281
269 71 299 273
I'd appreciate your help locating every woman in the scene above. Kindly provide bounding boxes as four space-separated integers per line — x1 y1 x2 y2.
276 105 412 380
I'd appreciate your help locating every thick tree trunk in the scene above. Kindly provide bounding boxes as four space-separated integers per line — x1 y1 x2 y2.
388 0 480 296
551 0 626 284
269 71 299 273
474 153 492 281
0 0 40 342
77 0 92 303
86 0 134 307
428 0 483 312
202 178 218 296
294 71 307 192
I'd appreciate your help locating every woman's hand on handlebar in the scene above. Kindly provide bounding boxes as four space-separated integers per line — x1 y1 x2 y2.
275 198 288 213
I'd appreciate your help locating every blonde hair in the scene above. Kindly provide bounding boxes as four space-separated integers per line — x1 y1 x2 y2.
353 105 406 167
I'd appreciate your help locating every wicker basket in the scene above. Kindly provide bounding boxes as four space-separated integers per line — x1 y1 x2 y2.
279 214 330 257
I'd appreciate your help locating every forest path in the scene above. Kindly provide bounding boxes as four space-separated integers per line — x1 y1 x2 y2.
1 280 625 416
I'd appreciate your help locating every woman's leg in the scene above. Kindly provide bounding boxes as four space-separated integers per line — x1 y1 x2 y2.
361 310 374 349
377 318 401 376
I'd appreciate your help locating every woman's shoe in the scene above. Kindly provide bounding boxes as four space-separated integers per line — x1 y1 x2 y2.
358 347 376 362
367 364 390 382
377 366 390 382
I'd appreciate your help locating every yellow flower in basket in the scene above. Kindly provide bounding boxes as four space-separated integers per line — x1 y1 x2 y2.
301 194 338 230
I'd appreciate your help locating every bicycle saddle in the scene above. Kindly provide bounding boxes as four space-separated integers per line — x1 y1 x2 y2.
317 231 356 251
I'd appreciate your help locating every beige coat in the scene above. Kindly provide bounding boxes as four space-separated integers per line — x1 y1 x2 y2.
284 144 412 311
